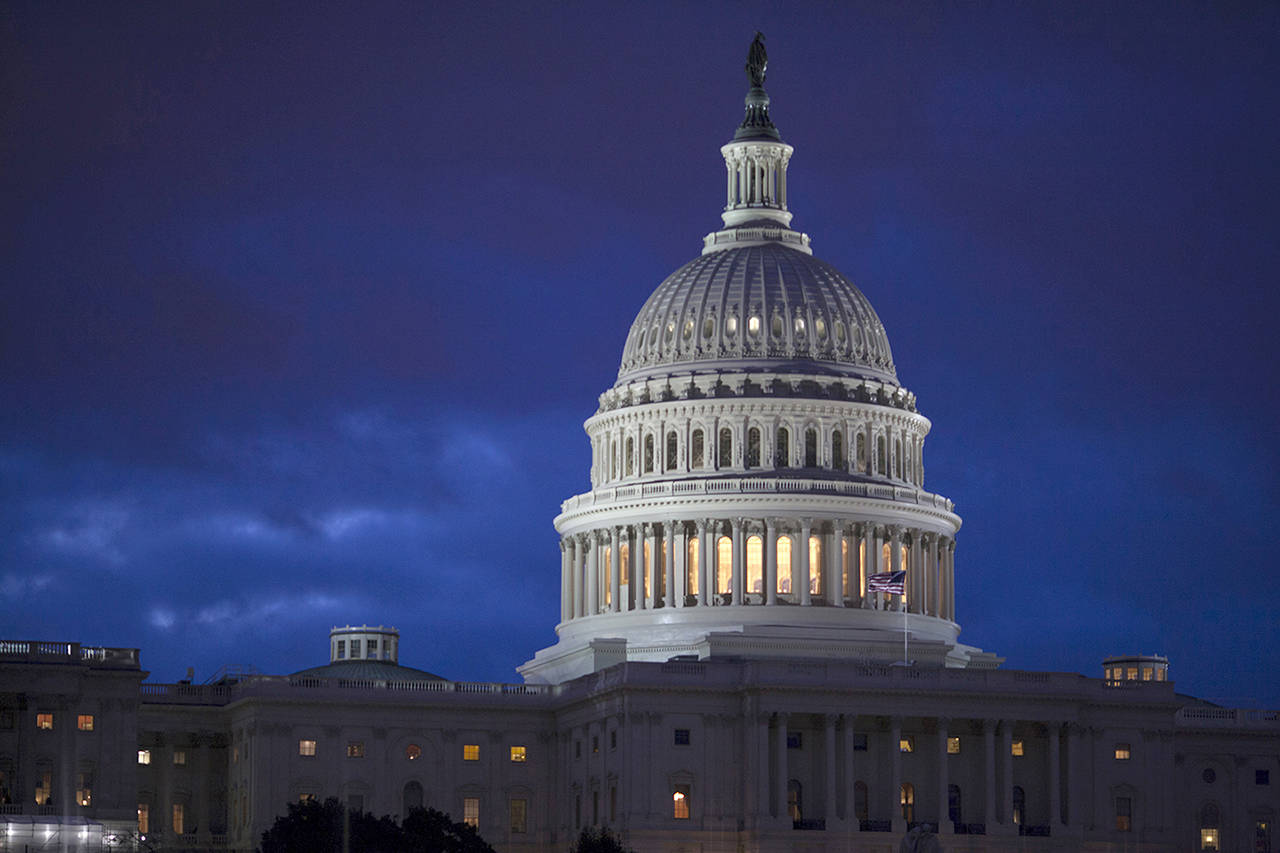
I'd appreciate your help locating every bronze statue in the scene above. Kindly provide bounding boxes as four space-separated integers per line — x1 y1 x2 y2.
746 32 767 87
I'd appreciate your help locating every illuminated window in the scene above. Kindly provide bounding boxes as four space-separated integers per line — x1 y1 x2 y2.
749 315 761 336
299 739 316 757
716 536 732 595
1011 739 1024 757
76 771 92 806
463 797 479 828
1200 802 1220 850
947 736 961 754
510 745 527 763
674 728 690 746
346 741 365 758
787 779 802 820
36 713 53 730
746 535 763 594
34 769 52 805
173 750 186 766
1141 666 1153 681
406 744 421 760
809 535 822 595
777 535 793 594
510 798 528 833
137 749 152 765
686 536 699 596
138 804 150 834
1114 743 1131 760
1126 666 1138 680
1256 822 1271 851
899 736 914 753
299 792 315 803
900 782 914 821
1115 796 1132 831
1012 786 1025 825
673 785 690 819
1201 828 1221 851
463 743 480 761
77 714 94 731
173 803 186 835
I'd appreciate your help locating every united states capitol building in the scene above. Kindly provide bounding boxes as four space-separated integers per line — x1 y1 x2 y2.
2 40 1276 853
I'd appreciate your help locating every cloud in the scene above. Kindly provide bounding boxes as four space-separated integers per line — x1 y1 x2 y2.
0 572 54 599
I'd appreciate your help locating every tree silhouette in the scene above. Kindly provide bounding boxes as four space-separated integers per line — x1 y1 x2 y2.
258 798 495 853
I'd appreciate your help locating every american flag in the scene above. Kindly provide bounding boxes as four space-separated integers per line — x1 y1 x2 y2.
867 570 905 594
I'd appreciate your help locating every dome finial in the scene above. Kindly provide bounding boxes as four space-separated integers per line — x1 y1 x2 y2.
736 32 780 141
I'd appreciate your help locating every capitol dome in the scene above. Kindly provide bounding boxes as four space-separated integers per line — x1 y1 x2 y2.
521 37 999 685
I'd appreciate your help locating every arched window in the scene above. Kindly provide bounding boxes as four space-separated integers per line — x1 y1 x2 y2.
948 784 962 824
854 781 869 821
609 438 616 480
746 536 763 594
894 439 902 477
1012 786 1025 826
718 428 732 468
644 434 654 474
808 535 822 595
775 427 790 467
691 429 704 469
805 428 817 467
841 538 850 599
626 437 634 476
876 435 886 474
776 536 793 594
1200 803 1220 851
832 430 845 471
666 431 678 471
856 432 867 471
747 427 761 467
686 536 699 597
619 543 630 586
787 779 802 821
403 781 423 813
716 536 732 595
900 782 914 821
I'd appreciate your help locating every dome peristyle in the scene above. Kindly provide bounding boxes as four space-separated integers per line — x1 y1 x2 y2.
617 242 897 387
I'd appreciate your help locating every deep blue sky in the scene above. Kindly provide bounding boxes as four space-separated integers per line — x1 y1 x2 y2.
3 2 1278 706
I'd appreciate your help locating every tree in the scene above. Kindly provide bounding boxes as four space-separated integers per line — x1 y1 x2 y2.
258 798 495 853
569 827 634 853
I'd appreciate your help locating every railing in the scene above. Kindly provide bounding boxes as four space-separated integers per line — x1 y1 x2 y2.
561 477 954 515
0 640 139 668
142 675 555 704
1176 707 1280 728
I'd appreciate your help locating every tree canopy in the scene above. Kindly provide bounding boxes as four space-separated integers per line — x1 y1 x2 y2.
258 798 496 853
568 827 634 853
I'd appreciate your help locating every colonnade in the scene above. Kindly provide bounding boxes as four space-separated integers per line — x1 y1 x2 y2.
757 714 1073 833
559 519 955 624
724 144 790 210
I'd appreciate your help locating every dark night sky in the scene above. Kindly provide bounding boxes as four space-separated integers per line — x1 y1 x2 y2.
3 2 1278 706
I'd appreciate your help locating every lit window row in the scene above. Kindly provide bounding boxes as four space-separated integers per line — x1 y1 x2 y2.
136 749 188 765
295 739 530 762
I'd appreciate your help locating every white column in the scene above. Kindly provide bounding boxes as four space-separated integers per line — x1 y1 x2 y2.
586 532 599 616
664 520 676 608
927 534 939 616
765 518 778 606
697 520 710 607
559 538 569 622
909 532 923 613
626 526 637 611
799 518 812 606
730 518 744 605
889 527 903 611
610 527 622 613
572 536 584 618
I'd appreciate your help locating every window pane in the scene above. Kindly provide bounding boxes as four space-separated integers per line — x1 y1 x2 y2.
77 714 94 731
463 744 480 761
746 536 763 594
716 536 732 595
510 745 526 762
463 798 479 827
777 536 792 594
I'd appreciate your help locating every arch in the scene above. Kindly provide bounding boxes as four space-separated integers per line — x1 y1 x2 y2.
746 536 763 594
1012 785 1026 826
853 780 868 821
666 431 678 471
691 428 704 469
776 535 793 594
716 536 732 595
900 782 914 821
808 535 822 595
718 428 732 468
775 427 790 467
403 780 424 813
644 434 654 474
948 783 962 824
686 536 699 597
832 430 845 471
747 427 761 468
787 779 802 821
804 428 818 467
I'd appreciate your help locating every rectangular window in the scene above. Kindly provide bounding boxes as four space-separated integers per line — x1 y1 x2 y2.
336 640 346 659
367 639 378 658
673 728 691 746
346 741 365 758
947 736 961 754
510 745 527 763
1115 796 1132 831
351 639 362 658
1201 828 1220 850
1114 743 1131 760
138 804 150 834
1258 769 1271 785
36 713 53 730
173 750 187 766
463 743 480 761
900 736 914 753
137 749 152 765
852 733 868 751
34 770 52 805
76 772 92 806
509 798 527 833
786 732 802 749
1011 739 1024 757
299 793 315 803
463 797 479 828
77 714 94 731
173 803 186 835
299 739 317 757
673 785 690 819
